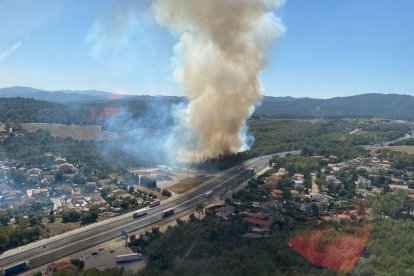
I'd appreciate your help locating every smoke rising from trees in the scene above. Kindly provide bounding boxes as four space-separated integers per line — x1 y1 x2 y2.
153 0 285 161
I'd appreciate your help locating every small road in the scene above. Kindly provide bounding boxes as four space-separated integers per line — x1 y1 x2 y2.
0 151 299 271
363 131 414 149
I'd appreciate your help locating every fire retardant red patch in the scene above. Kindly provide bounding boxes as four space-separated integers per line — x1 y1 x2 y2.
288 225 371 273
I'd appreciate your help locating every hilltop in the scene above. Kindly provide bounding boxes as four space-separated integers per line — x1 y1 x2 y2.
258 93 414 119
1 87 414 119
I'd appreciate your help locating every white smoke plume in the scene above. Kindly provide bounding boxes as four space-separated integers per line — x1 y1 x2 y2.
153 0 285 161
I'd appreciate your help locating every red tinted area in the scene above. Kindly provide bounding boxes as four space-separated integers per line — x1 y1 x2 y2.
88 107 121 123
288 225 371 273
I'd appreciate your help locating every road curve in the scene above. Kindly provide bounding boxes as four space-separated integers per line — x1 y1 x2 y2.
0 151 298 270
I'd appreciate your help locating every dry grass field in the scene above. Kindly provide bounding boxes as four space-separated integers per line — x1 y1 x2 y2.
22 123 120 141
167 176 213 194
43 217 80 236
371 146 414 154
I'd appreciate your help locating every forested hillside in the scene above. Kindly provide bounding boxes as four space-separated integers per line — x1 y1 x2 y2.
0 97 62 123
3 87 414 120
0 97 178 131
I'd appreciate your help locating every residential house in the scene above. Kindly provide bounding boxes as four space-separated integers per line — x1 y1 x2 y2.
294 180 304 190
270 189 283 199
334 200 354 209
290 190 300 197
356 177 371 189
264 174 280 190
326 175 337 182
29 174 40 182
308 192 324 202
293 173 304 181
58 163 78 174
240 211 267 219
55 185 73 196
216 205 235 219
27 188 49 198
46 261 77 275
98 179 112 187
299 202 312 212
90 194 107 207
333 214 352 224
85 182 97 193
101 183 118 192
54 157 67 165
372 187 383 195
243 217 273 232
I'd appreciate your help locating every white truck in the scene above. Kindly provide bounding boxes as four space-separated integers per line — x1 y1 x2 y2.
116 253 141 263
133 208 148 218
149 199 161 208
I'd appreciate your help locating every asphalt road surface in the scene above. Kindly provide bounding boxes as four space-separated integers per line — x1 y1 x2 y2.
0 151 298 271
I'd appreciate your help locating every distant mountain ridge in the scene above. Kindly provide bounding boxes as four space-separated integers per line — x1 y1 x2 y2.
257 93 414 119
0 86 132 102
1 86 414 119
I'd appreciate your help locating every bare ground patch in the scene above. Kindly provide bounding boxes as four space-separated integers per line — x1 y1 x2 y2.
167 176 213 194
43 217 80 236
371 146 414 154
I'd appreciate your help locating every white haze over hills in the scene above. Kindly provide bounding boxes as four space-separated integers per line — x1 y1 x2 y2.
1 86 414 120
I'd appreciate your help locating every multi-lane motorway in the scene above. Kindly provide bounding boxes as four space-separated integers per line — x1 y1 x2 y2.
0 151 298 270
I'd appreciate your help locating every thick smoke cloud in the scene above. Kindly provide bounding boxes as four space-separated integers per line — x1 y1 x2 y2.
153 0 285 161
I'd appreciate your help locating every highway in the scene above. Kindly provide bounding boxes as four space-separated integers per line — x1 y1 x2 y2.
0 151 298 270
362 131 414 149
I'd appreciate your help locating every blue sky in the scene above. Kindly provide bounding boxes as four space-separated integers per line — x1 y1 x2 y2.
0 0 413 98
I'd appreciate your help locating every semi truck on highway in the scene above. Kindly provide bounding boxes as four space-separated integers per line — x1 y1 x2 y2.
1 261 30 276
162 208 174 218
133 208 148 218
149 199 161 208
205 191 213 198
115 253 141 263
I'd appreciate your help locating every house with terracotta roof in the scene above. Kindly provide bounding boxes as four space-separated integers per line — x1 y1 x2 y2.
333 214 352 224
372 187 383 195
271 189 283 199
90 194 107 207
46 261 77 275
240 211 268 220
243 217 273 232
264 174 280 190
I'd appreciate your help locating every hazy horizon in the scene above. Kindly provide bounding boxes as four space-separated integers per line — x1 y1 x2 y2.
0 0 413 98
2 85 414 100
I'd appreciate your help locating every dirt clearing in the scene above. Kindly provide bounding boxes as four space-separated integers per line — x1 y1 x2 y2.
167 176 213 194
